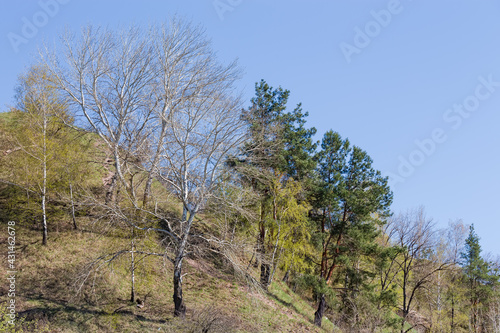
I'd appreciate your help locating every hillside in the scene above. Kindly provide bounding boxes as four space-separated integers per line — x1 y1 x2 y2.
0 110 340 332
2 27 499 330
0 214 337 332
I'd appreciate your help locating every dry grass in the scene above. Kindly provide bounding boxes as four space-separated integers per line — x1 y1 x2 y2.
0 214 339 333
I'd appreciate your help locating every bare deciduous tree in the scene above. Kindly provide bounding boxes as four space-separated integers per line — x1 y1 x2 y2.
41 25 156 204
155 73 244 316
40 19 244 318
387 207 450 333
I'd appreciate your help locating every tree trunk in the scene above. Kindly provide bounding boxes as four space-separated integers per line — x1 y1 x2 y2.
172 211 196 318
314 294 326 327
143 119 166 209
252 246 259 268
130 235 136 302
260 262 271 290
182 205 187 221
400 310 408 333
142 175 153 208
269 224 282 284
42 191 48 245
258 201 268 288
106 149 126 205
173 263 186 317
282 269 290 283
70 183 77 230
42 118 48 246
129 172 137 203
451 294 455 333
472 299 478 333
41 175 47 245
105 172 117 205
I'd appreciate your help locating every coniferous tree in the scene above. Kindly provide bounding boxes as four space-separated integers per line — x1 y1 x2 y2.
461 225 499 332
236 80 317 289
311 130 392 327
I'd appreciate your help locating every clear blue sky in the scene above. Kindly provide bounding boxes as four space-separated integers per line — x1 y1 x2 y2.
1 1 500 255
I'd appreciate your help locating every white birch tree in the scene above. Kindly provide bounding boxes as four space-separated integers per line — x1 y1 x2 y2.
40 19 245 317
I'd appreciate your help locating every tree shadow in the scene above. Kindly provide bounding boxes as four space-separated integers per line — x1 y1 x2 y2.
268 289 315 326
18 295 168 332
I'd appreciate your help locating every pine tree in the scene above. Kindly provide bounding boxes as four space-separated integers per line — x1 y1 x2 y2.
311 130 392 327
236 80 317 289
461 225 498 332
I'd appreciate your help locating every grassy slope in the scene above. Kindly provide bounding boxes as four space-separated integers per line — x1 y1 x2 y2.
0 111 400 332
0 222 336 332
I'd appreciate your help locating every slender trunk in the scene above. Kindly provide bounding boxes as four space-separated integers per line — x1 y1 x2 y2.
269 222 281 284
130 234 136 302
320 211 327 277
282 269 290 283
143 119 166 208
106 149 125 205
182 206 187 221
451 294 455 333
26 187 30 209
129 172 137 204
42 116 48 246
472 300 478 333
172 212 196 317
115 178 121 205
252 242 259 268
246 251 255 271
401 264 409 333
105 173 117 205
142 175 153 208
173 262 185 317
258 201 269 288
282 253 294 284
437 270 442 312
270 246 284 284
70 183 77 230
313 211 336 328
260 263 271 290
114 148 125 185
314 294 326 327
400 308 408 332
325 223 346 282
42 184 47 245
400 307 411 333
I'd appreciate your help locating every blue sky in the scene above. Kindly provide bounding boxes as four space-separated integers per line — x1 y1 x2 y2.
1 1 500 255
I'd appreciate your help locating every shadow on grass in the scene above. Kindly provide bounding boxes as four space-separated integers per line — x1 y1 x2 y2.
268 289 315 326
18 296 168 326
